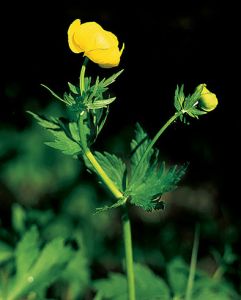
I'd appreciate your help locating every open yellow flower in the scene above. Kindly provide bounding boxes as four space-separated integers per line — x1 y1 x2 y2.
196 83 218 111
68 19 124 68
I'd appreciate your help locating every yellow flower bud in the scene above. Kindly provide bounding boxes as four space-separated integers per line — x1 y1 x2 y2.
68 19 124 68
196 83 218 111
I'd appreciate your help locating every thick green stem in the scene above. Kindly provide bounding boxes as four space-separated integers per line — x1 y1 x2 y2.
78 57 135 300
130 111 182 184
185 224 200 300
123 209 136 300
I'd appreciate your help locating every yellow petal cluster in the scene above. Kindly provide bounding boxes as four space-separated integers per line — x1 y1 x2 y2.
68 19 124 68
196 84 218 111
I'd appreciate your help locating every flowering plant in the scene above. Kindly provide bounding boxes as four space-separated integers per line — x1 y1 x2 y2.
1 19 228 300
28 19 218 300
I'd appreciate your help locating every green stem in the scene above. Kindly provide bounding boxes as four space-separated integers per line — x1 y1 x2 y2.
78 57 123 199
80 57 89 95
84 149 123 199
78 56 135 300
130 111 182 184
123 209 136 300
185 224 200 300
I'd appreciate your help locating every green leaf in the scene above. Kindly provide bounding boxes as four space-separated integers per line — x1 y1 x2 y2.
130 123 156 180
64 92 76 105
86 76 100 104
27 111 59 130
68 82 80 94
28 111 81 156
94 263 170 300
15 226 40 277
174 84 185 112
128 123 188 211
130 163 188 211
173 84 210 122
185 107 207 120
95 107 109 136
61 248 90 299
82 70 123 111
8 233 74 300
68 122 80 142
167 257 189 297
87 97 116 109
93 151 126 192
41 84 67 104
28 238 73 289
45 129 81 156
101 70 124 88
95 197 127 214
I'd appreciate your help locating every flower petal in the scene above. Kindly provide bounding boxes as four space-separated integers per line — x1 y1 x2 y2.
72 21 104 52
67 19 123 68
86 47 121 68
68 19 84 53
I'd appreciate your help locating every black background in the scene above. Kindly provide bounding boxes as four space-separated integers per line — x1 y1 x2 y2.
1 2 240 220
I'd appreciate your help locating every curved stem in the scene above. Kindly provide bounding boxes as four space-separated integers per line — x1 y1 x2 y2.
130 111 182 184
123 208 136 300
78 57 123 199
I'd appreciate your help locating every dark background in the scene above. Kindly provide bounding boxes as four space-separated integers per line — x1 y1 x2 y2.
1 1 240 257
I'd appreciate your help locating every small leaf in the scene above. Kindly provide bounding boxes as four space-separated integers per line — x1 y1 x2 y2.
129 123 156 181
187 107 207 117
95 197 127 214
174 84 185 112
101 70 124 87
45 134 81 156
28 112 82 156
27 111 59 130
86 76 100 104
64 92 76 105
184 87 201 111
87 97 116 109
68 82 80 94
69 122 80 142
95 107 109 136
41 84 67 104
93 151 126 192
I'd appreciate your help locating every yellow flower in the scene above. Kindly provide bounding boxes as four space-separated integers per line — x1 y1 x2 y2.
196 83 218 111
68 19 124 68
